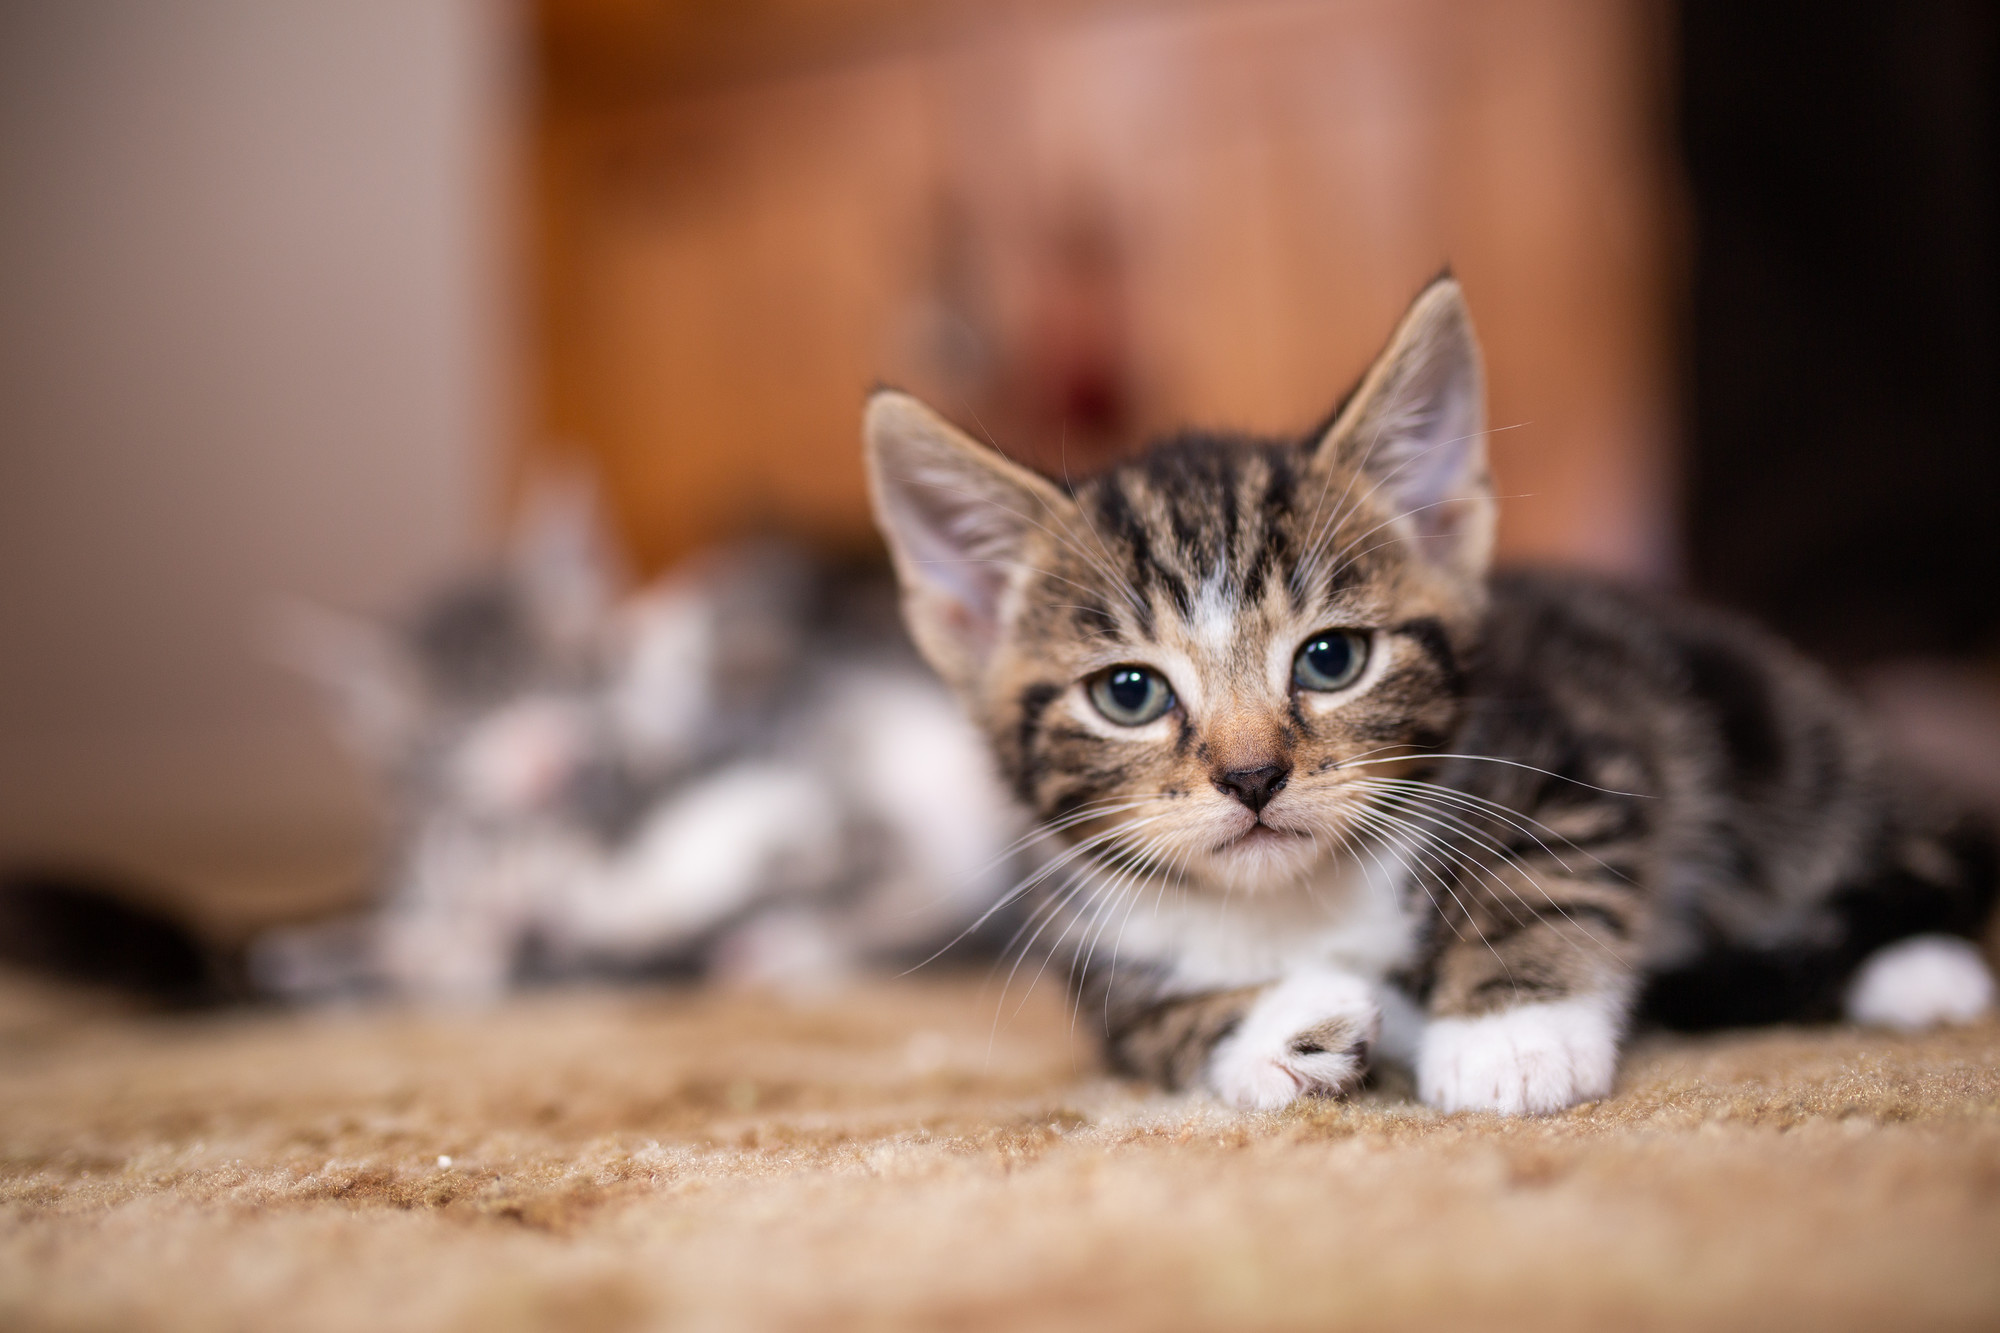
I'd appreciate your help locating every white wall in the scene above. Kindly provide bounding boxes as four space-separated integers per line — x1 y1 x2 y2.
0 2 519 918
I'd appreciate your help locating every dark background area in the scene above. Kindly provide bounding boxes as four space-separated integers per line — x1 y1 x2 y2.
1682 1 1999 663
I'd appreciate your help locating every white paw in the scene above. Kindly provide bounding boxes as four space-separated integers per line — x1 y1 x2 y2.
1206 971 1380 1111
1419 995 1621 1115
1845 934 1996 1031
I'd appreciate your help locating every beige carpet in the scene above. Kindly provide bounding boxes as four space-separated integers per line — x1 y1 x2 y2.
1 969 1997 1332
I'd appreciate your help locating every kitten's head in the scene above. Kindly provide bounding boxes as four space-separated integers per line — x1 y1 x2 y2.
865 276 1492 893
279 466 809 841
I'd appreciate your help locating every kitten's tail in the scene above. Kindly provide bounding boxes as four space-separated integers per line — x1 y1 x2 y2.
0 869 244 1008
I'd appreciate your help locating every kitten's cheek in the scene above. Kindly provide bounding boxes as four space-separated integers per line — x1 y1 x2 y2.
1417 996 1622 1116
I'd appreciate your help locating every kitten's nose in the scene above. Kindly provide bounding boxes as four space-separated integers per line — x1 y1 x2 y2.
1213 763 1290 812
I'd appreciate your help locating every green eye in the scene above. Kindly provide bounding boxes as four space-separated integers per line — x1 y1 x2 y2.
1089 666 1175 726
1293 631 1368 692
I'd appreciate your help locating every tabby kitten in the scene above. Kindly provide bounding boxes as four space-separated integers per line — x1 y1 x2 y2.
864 275 1998 1115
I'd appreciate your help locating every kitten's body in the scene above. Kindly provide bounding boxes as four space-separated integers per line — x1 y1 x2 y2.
865 276 1998 1115
1445 572 1994 1031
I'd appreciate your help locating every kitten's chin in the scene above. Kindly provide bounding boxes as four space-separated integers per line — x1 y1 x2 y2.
1198 823 1322 893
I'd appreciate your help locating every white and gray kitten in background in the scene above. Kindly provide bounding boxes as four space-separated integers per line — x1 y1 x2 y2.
256 482 1023 1003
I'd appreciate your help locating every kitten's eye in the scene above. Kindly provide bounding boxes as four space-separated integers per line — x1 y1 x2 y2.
1088 666 1175 726
1293 631 1369 692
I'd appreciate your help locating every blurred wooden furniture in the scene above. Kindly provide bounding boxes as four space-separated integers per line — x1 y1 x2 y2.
532 0 1679 578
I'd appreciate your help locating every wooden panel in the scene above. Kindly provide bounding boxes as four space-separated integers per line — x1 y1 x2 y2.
533 0 1679 577
539 58 938 568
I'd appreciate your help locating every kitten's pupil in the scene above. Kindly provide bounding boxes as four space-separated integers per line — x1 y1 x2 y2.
1106 670 1150 711
1302 638 1351 681
1090 666 1173 726
1294 632 1366 691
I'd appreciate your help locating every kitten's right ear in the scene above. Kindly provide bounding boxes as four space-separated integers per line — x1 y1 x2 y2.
864 391 1069 690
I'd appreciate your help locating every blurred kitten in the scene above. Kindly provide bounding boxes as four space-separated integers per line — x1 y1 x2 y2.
257 480 1024 1002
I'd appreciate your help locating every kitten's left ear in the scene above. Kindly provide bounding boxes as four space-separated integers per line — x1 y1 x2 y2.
1314 275 1495 580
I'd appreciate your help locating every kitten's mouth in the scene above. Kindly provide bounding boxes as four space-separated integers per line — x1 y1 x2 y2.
1214 822 1309 853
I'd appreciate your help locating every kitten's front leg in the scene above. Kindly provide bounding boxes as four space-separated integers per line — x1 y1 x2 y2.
1093 966 1381 1110
1207 970 1384 1110
1417 866 1640 1115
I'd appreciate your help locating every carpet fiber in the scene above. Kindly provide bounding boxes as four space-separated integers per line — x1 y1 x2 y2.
2 971 1997 1331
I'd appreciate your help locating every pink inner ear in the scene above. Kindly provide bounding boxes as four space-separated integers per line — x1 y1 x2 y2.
890 482 1009 625
876 446 1030 643
1341 304 1487 560
1412 491 1478 543
941 599 992 654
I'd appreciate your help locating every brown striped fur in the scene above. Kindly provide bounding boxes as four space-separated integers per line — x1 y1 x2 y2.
866 276 1998 1113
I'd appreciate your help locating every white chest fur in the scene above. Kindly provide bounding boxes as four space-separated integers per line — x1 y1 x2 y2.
1080 842 1418 992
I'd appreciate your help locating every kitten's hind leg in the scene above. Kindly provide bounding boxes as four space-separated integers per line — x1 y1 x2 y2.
1418 864 1641 1115
1838 813 1999 1031
1844 934 1996 1030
